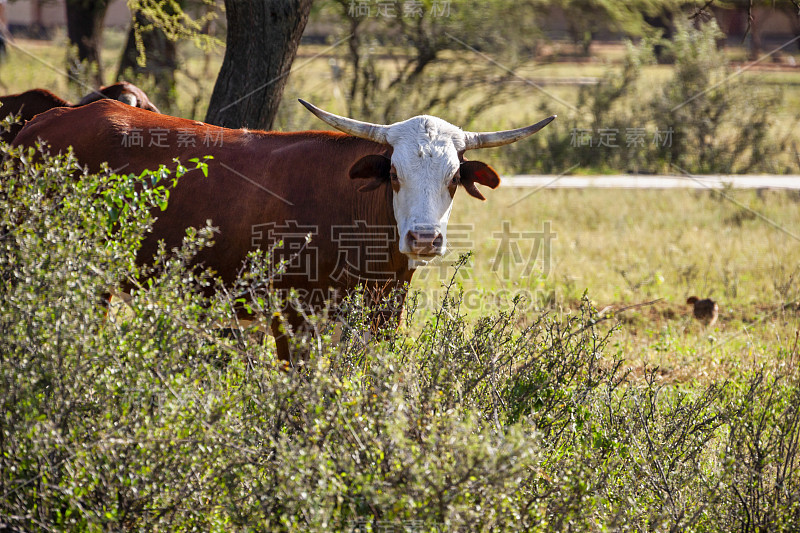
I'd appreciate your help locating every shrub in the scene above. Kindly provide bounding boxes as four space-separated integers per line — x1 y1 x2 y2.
1 144 799 531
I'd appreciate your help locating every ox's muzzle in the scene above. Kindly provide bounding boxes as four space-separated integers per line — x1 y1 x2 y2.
406 226 444 258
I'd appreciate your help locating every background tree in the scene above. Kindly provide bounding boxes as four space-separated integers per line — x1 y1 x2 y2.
65 0 110 86
545 0 686 56
119 0 219 116
205 0 314 129
710 0 800 57
117 9 178 110
315 0 550 126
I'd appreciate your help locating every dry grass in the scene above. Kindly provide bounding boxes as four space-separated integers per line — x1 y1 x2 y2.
411 187 800 384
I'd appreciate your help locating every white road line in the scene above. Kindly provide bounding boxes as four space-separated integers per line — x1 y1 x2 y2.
501 175 800 189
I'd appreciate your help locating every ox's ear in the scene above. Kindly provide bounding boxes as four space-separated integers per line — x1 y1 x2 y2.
349 154 391 192
459 160 500 201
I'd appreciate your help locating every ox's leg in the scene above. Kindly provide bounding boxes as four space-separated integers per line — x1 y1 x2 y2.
367 282 408 338
270 317 291 365
270 309 309 368
99 291 112 319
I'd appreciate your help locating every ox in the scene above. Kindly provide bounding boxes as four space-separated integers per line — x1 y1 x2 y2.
13 98 555 363
1 81 160 143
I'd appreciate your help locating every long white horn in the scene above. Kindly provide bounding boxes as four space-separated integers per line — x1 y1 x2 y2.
298 99 390 144
464 115 557 150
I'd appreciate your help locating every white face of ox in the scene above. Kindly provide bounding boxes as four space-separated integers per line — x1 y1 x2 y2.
387 116 464 260
298 99 555 263
348 116 502 262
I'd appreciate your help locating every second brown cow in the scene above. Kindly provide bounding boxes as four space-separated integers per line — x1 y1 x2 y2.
1 81 159 143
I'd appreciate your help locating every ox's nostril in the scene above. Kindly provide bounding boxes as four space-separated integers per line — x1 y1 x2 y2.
407 229 444 254
408 231 437 245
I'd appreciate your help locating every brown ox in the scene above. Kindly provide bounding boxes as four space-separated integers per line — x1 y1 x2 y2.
14 99 555 363
1 81 160 143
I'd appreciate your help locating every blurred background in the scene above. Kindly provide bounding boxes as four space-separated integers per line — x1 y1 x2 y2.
2 0 800 175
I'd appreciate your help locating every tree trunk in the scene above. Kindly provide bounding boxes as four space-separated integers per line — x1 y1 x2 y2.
748 12 762 60
66 0 109 87
117 10 178 110
205 0 313 130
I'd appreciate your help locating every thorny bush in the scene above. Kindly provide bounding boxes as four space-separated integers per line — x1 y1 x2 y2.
0 144 798 531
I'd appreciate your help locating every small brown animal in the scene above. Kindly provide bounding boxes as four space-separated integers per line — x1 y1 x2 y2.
0 82 159 144
687 296 719 326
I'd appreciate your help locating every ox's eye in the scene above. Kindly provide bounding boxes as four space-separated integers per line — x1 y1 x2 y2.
450 172 460 186
390 171 399 183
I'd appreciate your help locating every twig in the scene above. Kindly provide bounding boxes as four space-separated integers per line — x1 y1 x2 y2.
742 0 754 44
689 0 717 20
567 298 664 339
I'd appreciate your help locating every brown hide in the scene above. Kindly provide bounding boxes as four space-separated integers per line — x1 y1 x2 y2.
0 89 70 144
14 99 413 362
1 82 159 144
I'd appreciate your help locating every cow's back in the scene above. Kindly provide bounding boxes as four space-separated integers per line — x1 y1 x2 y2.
1 89 70 144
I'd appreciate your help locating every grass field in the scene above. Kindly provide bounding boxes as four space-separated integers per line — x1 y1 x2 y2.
411 187 800 384
2 29 798 383
5 28 800 132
